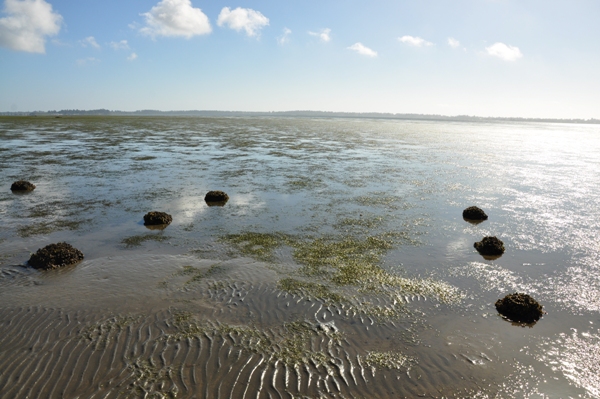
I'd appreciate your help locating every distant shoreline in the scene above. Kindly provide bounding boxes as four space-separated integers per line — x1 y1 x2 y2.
1 109 599 124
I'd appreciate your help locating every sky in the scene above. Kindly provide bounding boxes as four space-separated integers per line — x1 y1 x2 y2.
1 0 599 118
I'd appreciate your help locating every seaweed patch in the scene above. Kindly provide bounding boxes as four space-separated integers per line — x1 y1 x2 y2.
364 351 413 371
164 315 342 367
122 234 171 248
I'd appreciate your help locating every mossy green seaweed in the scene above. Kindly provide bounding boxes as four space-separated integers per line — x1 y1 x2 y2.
364 351 413 370
122 234 171 248
165 315 341 367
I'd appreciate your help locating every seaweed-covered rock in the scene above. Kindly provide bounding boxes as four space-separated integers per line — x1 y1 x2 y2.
28 242 84 270
474 236 505 256
11 180 36 191
463 206 488 221
495 293 543 323
143 211 172 226
205 190 229 206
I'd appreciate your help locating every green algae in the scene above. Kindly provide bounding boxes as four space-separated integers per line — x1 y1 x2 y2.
175 263 223 284
364 351 413 371
335 215 386 231
207 281 227 290
278 278 347 305
354 193 405 208
126 358 178 399
291 235 393 281
222 232 291 261
122 234 171 248
26 199 107 218
224 231 461 307
291 234 461 302
17 219 84 237
132 155 157 161
165 315 341 367
80 316 141 350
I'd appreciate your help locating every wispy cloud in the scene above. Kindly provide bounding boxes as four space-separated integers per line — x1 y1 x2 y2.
81 36 100 49
110 39 129 50
0 0 63 53
140 0 211 39
277 27 291 45
347 42 377 57
308 28 331 42
398 35 433 47
217 7 269 37
76 57 100 66
486 42 522 61
127 52 137 61
447 37 460 48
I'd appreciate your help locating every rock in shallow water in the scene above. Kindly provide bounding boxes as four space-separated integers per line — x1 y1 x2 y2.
28 242 84 270
205 190 229 206
11 180 36 191
463 206 488 221
143 211 173 226
474 236 505 256
495 293 544 323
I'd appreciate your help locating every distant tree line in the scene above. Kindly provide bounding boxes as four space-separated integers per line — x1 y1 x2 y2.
0 109 599 124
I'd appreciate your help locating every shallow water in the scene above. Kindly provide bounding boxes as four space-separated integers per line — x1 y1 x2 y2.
1 116 600 398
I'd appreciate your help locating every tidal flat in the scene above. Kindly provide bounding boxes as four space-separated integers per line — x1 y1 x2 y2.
1 116 600 398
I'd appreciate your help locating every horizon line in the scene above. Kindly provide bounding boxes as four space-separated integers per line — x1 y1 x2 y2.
1 109 599 123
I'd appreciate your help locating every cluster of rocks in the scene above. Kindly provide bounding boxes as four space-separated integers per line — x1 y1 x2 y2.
463 205 543 325
13 178 545 325
463 206 505 257
11 181 229 271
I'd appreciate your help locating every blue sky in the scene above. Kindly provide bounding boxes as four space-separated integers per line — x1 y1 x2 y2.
1 0 599 118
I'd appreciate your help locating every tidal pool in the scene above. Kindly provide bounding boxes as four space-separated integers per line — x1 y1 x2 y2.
1 116 600 398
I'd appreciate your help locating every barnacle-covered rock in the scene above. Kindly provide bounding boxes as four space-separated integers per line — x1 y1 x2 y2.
11 180 36 191
474 236 505 256
462 206 488 221
205 191 229 206
495 293 543 323
143 211 172 226
28 242 84 270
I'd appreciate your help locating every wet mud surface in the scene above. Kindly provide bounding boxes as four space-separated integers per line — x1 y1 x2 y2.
1 116 600 398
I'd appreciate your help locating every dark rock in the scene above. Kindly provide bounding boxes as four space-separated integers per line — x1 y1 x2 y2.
11 180 36 191
463 206 488 221
474 236 505 256
205 191 229 206
143 211 172 226
495 293 543 323
28 242 84 270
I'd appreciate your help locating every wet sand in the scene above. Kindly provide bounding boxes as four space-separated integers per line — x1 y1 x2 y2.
1 116 600 398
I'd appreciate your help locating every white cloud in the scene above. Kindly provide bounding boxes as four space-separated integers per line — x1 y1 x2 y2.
127 52 137 61
76 57 100 66
140 0 211 39
486 42 523 61
347 42 377 58
447 37 460 48
110 39 129 50
277 27 291 45
0 0 62 53
398 35 433 47
308 28 331 42
81 36 100 49
217 7 269 37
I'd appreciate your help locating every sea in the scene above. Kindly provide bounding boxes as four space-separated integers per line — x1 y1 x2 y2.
1 116 599 398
